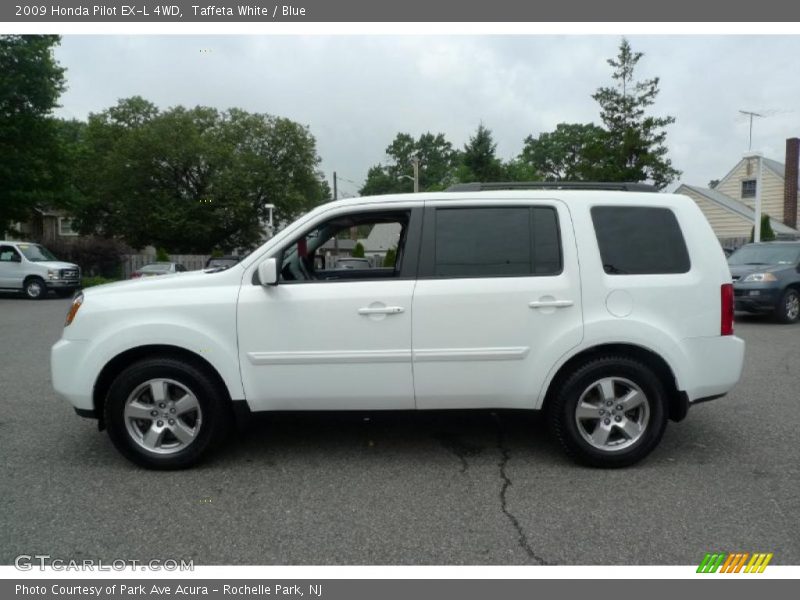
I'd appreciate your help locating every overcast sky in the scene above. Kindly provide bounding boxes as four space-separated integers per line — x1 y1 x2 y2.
54 35 800 196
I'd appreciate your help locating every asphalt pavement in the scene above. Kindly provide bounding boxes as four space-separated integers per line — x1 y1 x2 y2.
1 293 798 565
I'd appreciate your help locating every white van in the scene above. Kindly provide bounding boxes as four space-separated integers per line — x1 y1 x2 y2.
0 241 81 299
51 183 745 469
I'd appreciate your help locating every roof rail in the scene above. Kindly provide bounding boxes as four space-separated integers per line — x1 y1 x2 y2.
445 181 659 193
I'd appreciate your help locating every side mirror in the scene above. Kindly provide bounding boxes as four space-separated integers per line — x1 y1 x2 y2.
258 258 278 286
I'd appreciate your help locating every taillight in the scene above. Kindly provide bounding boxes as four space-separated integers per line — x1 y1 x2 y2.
721 283 734 336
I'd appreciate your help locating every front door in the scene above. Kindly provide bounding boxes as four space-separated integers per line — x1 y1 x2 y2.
237 206 422 411
0 245 23 289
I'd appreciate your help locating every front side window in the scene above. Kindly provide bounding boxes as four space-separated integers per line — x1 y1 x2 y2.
0 245 21 262
591 206 690 275
430 206 562 278
279 210 411 283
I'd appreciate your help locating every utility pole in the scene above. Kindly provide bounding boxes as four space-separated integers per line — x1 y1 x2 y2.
739 110 764 151
755 155 763 243
333 171 338 259
411 156 420 193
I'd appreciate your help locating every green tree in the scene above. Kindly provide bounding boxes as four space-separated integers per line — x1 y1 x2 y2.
383 247 397 267
352 242 365 258
360 132 458 195
0 35 66 235
591 38 680 189
519 123 608 181
750 214 776 242
459 123 505 183
72 98 329 252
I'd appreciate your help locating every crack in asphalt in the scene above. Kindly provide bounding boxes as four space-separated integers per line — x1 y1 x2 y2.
493 413 549 565
435 432 484 473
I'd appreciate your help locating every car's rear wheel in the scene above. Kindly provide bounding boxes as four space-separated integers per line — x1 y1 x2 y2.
104 357 231 469
23 277 46 299
774 288 800 324
549 356 668 468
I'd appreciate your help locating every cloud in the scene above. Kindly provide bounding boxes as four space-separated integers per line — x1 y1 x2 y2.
54 35 800 193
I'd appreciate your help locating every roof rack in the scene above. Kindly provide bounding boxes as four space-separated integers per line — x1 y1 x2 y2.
445 181 659 193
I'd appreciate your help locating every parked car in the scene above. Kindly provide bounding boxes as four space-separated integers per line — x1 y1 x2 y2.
51 183 744 469
205 256 242 270
334 257 371 270
0 240 81 299
728 241 800 323
130 262 187 279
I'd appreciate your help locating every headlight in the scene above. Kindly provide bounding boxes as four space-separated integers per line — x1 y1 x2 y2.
742 273 778 283
47 269 58 280
65 293 83 326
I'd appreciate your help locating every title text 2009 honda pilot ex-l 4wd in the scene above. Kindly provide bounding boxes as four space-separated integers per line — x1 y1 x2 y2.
51 182 745 469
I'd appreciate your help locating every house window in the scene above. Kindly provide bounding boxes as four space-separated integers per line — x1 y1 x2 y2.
58 217 79 236
741 180 757 199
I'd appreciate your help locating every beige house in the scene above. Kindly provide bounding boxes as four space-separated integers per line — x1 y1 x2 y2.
676 137 800 243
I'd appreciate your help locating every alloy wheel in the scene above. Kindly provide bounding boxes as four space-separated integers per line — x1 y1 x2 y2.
574 376 650 452
123 378 203 455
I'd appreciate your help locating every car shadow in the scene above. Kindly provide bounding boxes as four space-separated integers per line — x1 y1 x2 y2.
212 410 566 470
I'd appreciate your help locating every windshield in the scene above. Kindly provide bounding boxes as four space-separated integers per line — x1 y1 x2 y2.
728 245 800 266
207 258 238 268
17 243 57 262
140 263 172 272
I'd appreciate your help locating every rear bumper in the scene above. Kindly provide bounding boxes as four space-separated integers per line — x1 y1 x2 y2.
681 335 745 403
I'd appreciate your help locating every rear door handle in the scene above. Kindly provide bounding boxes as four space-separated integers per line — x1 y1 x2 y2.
358 306 405 315
528 299 574 309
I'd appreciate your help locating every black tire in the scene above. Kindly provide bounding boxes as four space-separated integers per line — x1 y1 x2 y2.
548 356 668 468
104 357 231 469
774 288 800 324
23 277 47 300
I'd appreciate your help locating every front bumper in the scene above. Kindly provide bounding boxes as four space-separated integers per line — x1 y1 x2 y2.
733 284 780 312
51 338 94 411
46 279 81 290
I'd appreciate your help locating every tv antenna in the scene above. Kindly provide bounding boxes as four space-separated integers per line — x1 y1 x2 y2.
738 110 764 151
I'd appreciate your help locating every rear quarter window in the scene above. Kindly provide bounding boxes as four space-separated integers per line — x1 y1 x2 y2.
591 206 690 275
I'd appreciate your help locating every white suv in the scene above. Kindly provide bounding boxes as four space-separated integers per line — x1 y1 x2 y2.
51 184 745 469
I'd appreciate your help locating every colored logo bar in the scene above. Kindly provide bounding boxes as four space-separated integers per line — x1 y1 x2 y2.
697 552 773 573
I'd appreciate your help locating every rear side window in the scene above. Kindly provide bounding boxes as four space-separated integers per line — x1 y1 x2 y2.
591 206 690 275
431 206 562 278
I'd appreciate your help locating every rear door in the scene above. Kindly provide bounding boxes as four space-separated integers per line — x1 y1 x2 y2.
411 200 583 409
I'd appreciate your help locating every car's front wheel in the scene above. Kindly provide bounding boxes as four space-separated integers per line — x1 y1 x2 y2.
549 356 668 468
104 357 231 469
23 277 46 299
775 288 800 324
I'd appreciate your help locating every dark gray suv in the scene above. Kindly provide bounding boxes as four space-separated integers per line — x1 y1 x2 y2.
729 242 800 323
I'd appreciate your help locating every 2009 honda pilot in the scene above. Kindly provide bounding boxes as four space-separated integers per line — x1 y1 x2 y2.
51 183 745 469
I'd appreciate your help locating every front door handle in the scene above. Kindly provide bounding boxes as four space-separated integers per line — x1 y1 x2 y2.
528 299 574 309
358 306 405 315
